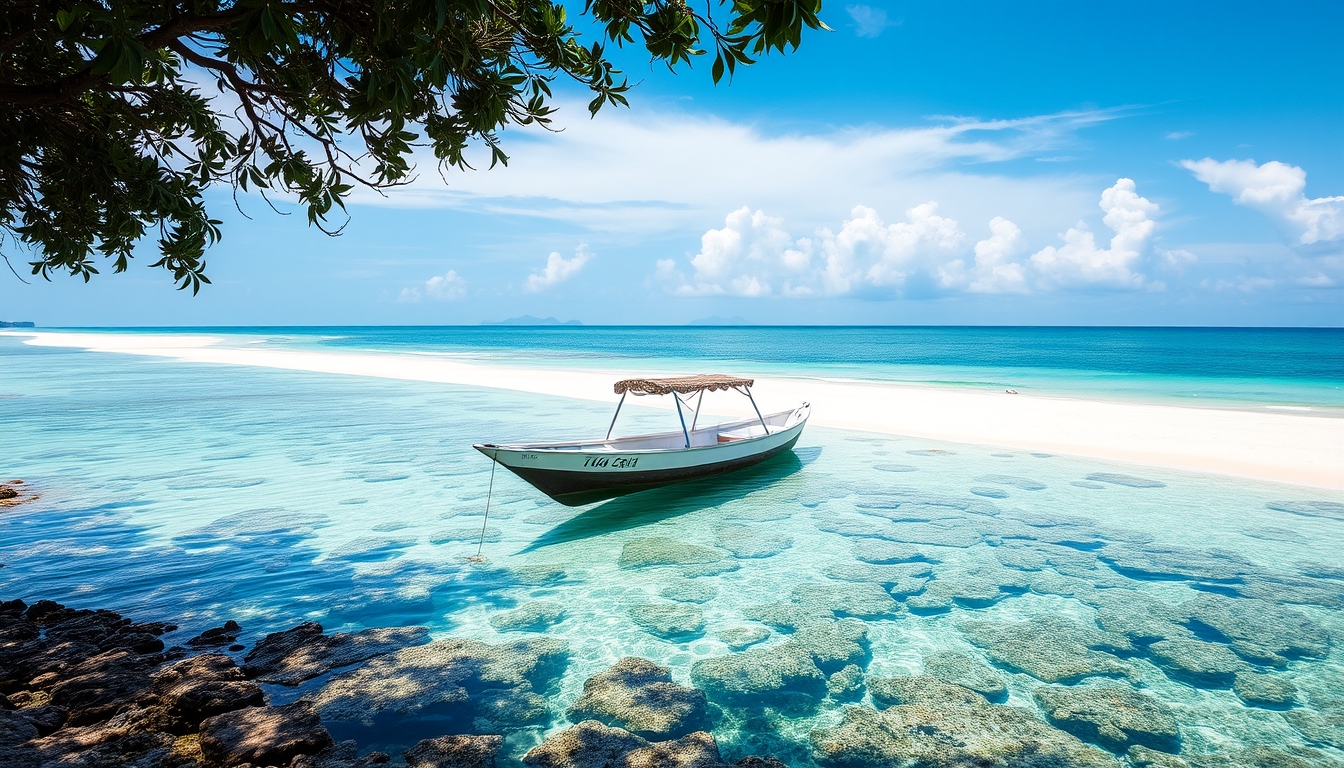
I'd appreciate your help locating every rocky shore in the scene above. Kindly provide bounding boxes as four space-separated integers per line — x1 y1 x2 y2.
0 598 786 768
2 595 1338 768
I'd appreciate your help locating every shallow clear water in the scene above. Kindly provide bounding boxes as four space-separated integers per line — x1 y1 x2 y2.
55 325 1344 411
1 336 1342 765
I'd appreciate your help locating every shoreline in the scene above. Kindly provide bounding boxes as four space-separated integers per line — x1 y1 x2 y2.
7 330 1344 490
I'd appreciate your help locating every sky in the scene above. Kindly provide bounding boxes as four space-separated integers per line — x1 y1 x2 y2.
3 0 1342 326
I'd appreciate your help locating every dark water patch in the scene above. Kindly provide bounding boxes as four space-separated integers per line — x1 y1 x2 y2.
1070 481 1107 489
1085 473 1166 488
970 487 1009 499
338 498 369 505
974 474 1047 490
872 463 918 473
1266 500 1344 521
1030 453 1054 458
1241 525 1305 542
326 536 417 562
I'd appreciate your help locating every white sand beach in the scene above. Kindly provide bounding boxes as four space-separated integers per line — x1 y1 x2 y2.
10 330 1343 490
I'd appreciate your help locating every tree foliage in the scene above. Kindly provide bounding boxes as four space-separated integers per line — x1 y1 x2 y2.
0 0 826 292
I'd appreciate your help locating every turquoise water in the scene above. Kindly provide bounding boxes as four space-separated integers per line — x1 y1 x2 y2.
54 325 1344 410
1 333 1343 765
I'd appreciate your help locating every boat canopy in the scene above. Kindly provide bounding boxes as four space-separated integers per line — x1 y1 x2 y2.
614 374 754 396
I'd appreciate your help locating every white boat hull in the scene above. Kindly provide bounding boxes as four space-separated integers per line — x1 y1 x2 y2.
475 404 809 506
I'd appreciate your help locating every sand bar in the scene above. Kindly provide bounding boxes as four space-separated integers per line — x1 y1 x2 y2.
9 330 1343 490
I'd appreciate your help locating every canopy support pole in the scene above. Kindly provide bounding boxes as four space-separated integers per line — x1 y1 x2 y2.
745 387 770 434
674 393 691 448
605 391 627 441
690 389 705 432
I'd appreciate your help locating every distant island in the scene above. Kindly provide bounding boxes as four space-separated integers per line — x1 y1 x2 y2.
482 316 582 326
0 321 35 328
688 316 751 326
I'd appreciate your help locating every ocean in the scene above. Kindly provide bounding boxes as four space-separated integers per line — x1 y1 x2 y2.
1 327 1341 765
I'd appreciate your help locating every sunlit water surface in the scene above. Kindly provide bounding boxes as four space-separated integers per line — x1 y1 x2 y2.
1 337 1342 765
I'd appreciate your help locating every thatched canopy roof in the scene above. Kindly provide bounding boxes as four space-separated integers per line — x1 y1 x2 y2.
614 374 754 396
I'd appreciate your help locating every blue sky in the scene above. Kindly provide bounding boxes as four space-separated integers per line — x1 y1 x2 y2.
3 0 1342 326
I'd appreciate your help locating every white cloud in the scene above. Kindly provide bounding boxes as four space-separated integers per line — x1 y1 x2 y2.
938 217 1029 293
1181 158 1344 250
658 179 1172 298
525 246 591 292
1165 131 1194 140
349 104 1123 238
847 4 893 37
662 203 968 298
398 269 466 302
1029 179 1158 289
824 203 965 292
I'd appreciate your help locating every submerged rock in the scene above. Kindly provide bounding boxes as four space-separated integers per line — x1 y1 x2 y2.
689 643 826 709
1032 684 1180 754
821 561 931 586
850 540 937 565
618 539 729 569
1091 593 1192 645
566 658 708 740
713 525 793 559
198 701 334 767
1130 744 1339 768
403 734 502 768
146 653 265 733
921 651 1008 703
813 675 1117 768
1177 594 1329 664
242 622 430 685
974 474 1047 491
789 620 870 674
1085 473 1166 488
523 720 726 768
825 665 864 701
311 637 568 731
969 487 1010 499
789 583 902 619
660 580 718 604
628 604 706 641
716 627 769 651
490 602 567 633
1099 543 1251 583
1232 672 1297 708
1147 638 1246 688
957 616 1134 683
1266 500 1344 521
1282 708 1344 749
187 620 243 648
293 740 392 767
740 603 831 632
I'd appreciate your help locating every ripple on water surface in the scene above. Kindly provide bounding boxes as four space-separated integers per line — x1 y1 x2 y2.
1 341 1342 766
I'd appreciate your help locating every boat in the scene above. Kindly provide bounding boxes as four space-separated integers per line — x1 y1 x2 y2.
474 375 810 506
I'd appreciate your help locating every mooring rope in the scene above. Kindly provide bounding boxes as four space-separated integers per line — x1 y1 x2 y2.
472 459 497 562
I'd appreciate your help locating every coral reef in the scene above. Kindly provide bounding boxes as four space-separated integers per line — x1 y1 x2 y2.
713 525 794 559
618 539 729 569
489 602 567 633
1032 684 1180 753
242 622 430 686
921 651 1008 702
627 604 706 641
565 658 709 740
813 675 1118 768
957 616 1134 683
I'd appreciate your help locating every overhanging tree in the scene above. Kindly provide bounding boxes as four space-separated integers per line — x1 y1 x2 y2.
0 0 826 292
